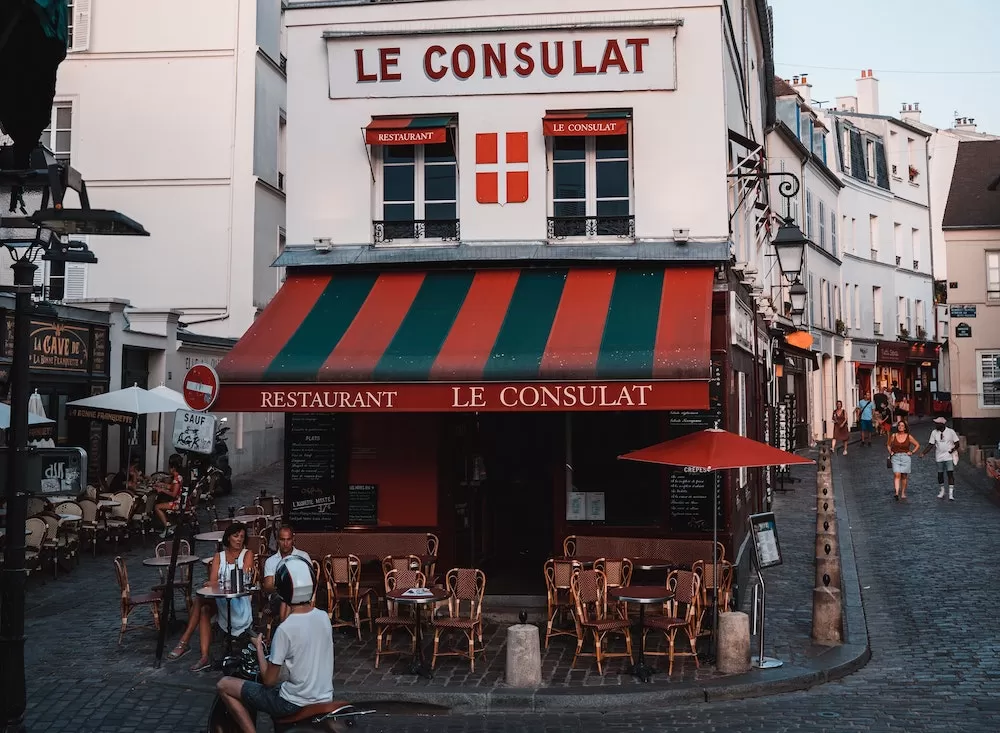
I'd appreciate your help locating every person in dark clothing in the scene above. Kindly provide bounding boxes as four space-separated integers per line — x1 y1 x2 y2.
873 390 889 411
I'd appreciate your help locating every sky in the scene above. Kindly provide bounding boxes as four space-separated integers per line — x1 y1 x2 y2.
770 0 1000 133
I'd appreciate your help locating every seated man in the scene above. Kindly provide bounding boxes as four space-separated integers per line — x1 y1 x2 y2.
216 556 334 732
263 526 311 592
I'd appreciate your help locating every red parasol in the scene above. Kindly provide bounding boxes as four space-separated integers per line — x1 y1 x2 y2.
618 428 814 470
619 428 813 668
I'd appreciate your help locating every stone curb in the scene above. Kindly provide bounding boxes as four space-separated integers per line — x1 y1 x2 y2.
156 460 871 713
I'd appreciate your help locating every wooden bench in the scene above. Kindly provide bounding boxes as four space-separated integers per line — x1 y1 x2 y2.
563 535 724 568
293 532 438 566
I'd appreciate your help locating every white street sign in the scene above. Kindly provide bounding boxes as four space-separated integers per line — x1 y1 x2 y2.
172 409 217 455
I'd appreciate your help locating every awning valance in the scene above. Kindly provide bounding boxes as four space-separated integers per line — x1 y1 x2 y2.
543 111 630 137
216 267 714 413
365 116 453 145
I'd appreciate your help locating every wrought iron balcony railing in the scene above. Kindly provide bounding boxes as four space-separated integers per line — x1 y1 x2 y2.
546 215 635 240
373 219 460 244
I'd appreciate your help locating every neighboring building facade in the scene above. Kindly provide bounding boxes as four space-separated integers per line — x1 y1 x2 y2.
216 0 778 588
942 140 1000 447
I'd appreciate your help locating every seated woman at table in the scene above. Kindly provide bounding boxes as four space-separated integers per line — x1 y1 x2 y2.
108 457 143 494
169 521 256 671
154 454 187 538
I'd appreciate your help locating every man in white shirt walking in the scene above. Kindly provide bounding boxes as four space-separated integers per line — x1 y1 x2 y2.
921 416 961 500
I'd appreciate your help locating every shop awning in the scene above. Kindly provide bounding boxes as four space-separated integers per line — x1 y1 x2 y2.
365 116 453 145
543 111 630 137
216 267 714 413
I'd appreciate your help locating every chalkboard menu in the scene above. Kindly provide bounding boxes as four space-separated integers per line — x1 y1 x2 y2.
284 413 339 530
347 483 378 526
668 468 723 533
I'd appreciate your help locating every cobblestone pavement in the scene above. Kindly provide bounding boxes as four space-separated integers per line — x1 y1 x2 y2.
18 418 1000 730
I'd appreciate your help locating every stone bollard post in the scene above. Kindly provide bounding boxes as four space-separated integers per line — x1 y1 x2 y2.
816 496 836 517
815 532 838 559
505 624 541 687
816 475 833 500
716 611 751 674
815 556 842 590
816 513 836 535
812 583 843 644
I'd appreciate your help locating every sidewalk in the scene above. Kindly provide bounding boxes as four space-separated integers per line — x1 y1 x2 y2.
22 455 870 728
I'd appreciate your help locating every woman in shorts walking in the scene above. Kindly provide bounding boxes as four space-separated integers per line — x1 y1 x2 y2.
887 420 920 501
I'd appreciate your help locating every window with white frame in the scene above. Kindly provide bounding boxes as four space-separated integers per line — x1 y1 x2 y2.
830 210 837 256
277 114 286 191
854 285 860 328
40 103 72 162
843 282 851 327
977 351 1000 408
375 133 458 242
276 228 286 285
866 140 875 182
549 129 632 238
897 296 907 334
826 280 833 330
834 285 841 326
820 278 828 328
33 248 88 302
66 0 90 52
915 299 924 336
818 199 826 249
809 274 816 325
987 251 1000 301
869 214 879 259
912 228 920 269
67 0 74 47
805 190 813 238
873 286 883 332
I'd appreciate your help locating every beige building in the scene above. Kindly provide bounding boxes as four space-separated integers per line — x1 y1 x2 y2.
942 139 1000 448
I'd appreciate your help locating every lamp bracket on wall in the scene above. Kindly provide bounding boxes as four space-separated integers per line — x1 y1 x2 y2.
726 170 801 204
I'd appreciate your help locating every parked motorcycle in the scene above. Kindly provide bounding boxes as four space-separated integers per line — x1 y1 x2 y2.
207 639 372 733
210 419 233 497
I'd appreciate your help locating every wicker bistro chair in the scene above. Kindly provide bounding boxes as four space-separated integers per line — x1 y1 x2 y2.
570 569 633 675
594 557 633 619
642 570 702 675
129 492 157 545
53 501 83 565
113 556 162 644
543 558 581 648
324 554 376 640
34 512 73 578
374 568 425 669
104 492 135 552
431 568 486 672
25 496 50 517
77 498 103 556
237 504 265 516
692 559 734 633
151 540 194 612
23 517 47 576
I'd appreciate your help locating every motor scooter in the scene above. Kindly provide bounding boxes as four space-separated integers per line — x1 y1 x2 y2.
207 639 373 733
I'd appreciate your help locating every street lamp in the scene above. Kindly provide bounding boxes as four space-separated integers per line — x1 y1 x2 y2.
789 281 808 317
0 146 148 732
772 218 808 283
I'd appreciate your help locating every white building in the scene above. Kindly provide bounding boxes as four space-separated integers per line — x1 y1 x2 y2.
0 0 288 474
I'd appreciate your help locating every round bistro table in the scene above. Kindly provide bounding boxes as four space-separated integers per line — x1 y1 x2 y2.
197 582 257 665
194 530 225 544
609 586 674 683
384 587 450 678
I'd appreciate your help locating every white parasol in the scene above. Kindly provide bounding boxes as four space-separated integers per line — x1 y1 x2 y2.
67 384 185 415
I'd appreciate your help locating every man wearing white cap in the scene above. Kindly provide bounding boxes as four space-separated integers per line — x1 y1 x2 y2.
921 417 960 500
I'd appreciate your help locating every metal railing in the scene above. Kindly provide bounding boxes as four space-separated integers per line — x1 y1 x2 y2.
373 219 460 243
546 215 635 239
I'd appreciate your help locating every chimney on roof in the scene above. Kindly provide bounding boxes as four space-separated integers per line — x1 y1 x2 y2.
954 115 978 132
792 73 812 105
836 96 858 113
856 69 879 115
900 102 921 124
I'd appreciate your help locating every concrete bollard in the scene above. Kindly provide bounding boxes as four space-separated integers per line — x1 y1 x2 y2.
816 496 836 516
959 435 967 453
816 475 833 499
970 446 983 468
815 556 842 590
716 611 751 674
812 585 843 644
816 514 836 535
816 532 838 559
505 624 542 687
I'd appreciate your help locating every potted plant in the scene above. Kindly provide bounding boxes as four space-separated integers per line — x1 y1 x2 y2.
835 318 846 336
908 164 919 182
899 326 910 338
917 325 927 340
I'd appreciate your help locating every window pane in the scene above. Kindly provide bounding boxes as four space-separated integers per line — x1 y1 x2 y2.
596 160 628 198
553 161 585 199
424 202 456 221
383 165 414 202
597 199 629 217
424 165 456 201
55 131 71 153
424 141 455 163
596 134 628 159
553 136 585 161
56 106 72 129
383 203 414 222
384 145 415 163
554 201 585 218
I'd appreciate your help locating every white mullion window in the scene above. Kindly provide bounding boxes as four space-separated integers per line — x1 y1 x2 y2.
550 128 632 238
987 251 1000 301
40 103 72 162
377 137 457 243
978 351 1000 408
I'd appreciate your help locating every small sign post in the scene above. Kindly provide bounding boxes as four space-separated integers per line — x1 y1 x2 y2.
171 409 217 455
748 511 783 669
182 363 220 411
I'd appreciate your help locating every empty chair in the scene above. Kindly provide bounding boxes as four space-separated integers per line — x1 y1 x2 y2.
543 558 581 648
256 495 276 516
24 517 47 576
237 505 264 517
113 556 161 644
431 568 486 672
25 496 50 517
77 498 102 556
34 512 69 578
594 557 633 618
152 540 193 611
374 567 425 669
642 570 702 675
324 554 376 640
692 559 734 627
570 569 632 675
104 492 135 552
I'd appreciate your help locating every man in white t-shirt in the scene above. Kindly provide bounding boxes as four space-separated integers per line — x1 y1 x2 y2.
922 416 960 500
263 526 311 592
217 556 334 732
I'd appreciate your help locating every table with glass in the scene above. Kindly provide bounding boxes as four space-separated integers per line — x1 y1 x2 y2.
384 587 450 678
197 581 257 665
608 586 674 682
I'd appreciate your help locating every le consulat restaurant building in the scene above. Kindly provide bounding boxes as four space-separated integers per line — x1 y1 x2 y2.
213 0 784 593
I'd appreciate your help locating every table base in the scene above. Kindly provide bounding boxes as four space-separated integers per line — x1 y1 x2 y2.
624 659 659 683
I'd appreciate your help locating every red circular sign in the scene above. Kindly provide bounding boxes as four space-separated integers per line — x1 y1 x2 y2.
183 364 220 411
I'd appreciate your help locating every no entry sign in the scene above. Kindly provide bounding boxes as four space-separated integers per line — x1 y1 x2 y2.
183 364 220 411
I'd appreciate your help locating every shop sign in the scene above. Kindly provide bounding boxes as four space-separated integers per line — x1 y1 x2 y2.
729 293 755 354
852 342 876 364
328 26 677 99
216 380 708 413
908 342 938 364
955 322 972 338
877 342 911 364
949 305 976 318
1 316 108 375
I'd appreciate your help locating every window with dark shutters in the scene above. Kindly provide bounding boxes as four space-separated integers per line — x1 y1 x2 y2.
874 140 890 190
849 129 867 183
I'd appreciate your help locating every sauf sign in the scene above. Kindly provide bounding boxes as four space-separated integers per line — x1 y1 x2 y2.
327 25 677 99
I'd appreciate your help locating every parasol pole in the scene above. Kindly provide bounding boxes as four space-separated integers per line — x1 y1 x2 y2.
712 467 719 662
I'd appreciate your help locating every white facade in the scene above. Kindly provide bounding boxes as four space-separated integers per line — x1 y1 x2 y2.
14 0 288 341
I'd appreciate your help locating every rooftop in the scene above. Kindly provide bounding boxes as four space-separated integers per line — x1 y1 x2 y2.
942 139 1000 229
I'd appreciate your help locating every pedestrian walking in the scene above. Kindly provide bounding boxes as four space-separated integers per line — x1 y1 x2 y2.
887 420 920 501
921 416 960 501
855 392 875 447
894 393 910 423
832 400 850 456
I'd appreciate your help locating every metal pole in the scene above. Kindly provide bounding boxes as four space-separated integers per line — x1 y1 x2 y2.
154 468 190 666
751 563 783 669
711 470 719 660
0 258 37 732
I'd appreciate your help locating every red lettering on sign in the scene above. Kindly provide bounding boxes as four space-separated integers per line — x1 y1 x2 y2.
379 47 401 81
452 44 476 79
483 43 507 78
424 45 447 80
514 42 534 76
573 40 596 74
599 39 628 74
540 41 564 75
355 49 377 82
626 38 649 72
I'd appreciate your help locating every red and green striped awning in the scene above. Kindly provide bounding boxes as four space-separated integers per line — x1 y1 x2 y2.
365 116 454 145
215 267 714 413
